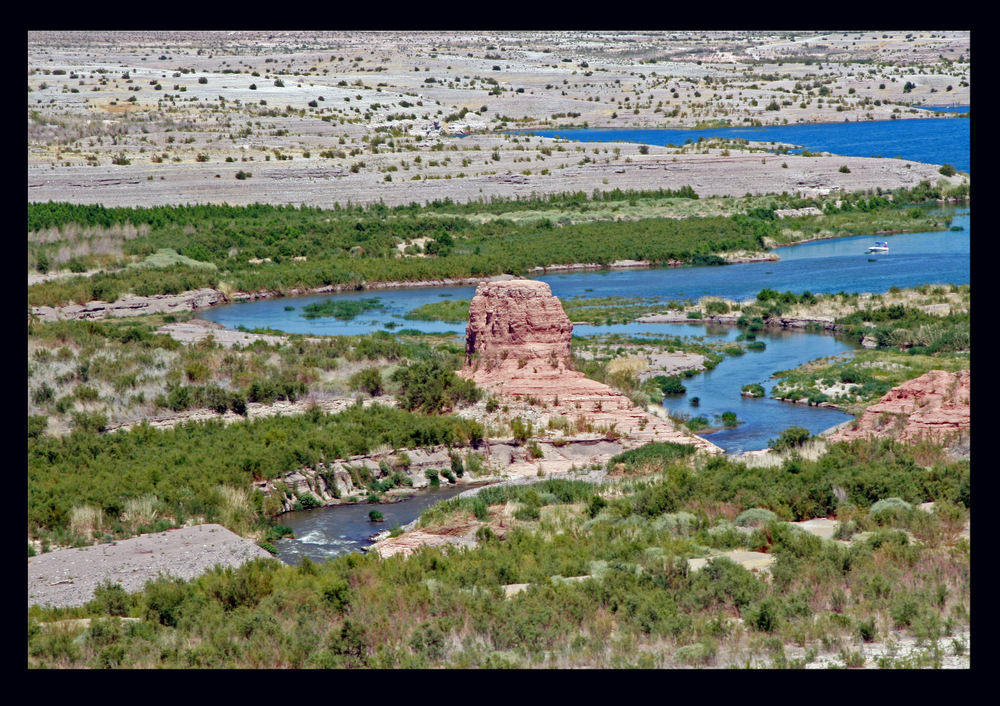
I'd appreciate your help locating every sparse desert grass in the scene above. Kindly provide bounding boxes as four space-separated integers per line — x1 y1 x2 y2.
68 504 104 539
121 494 160 528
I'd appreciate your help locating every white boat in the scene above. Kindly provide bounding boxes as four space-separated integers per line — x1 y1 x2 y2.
866 241 889 253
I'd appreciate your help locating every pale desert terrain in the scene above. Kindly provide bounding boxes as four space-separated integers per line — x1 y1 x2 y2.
28 30 969 210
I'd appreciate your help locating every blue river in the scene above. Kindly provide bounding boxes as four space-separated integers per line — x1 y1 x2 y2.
263 116 969 562
200 208 968 454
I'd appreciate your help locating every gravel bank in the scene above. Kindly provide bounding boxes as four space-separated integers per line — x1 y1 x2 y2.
27 524 273 609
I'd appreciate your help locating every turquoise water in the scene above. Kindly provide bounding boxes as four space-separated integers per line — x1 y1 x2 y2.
526 116 970 173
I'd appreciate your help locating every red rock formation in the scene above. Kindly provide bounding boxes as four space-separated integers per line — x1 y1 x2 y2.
828 369 970 445
461 280 721 454
465 279 573 365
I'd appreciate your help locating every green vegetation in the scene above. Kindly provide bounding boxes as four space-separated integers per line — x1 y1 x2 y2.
561 296 664 325
391 358 482 414
27 438 969 668
28 186 955 308
27 317 460 431
28 403 486 545
650 376 687 395
835 300 969 356
771 348 969 415
403 299 471 323
301 298 384 320
768 426 812 452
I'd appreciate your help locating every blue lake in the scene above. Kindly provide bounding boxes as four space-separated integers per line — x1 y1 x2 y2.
526 116 970 173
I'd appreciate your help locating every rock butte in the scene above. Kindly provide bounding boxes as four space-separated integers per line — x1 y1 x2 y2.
828 369 970 445
460 280 721 454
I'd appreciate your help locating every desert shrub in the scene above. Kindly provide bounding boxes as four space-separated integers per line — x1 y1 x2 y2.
744 599 782 632
510 417 533 443
704 300 729 315
652 512 698 535
768 426 812 452
857 617 877 642
869 497 912 519
651 375 686 395
607 441 696 473
687 557 765 611
675 641 716 665
349 367 384 396
392 358 481 413
630 481 681 518
514 504 541 521
92 581 134 617
735 508 778 528
471 497 489 521
28 415 48 439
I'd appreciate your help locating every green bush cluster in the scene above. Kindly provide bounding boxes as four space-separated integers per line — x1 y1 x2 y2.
391 358 482 414
28 403 486 539
28 433 970 669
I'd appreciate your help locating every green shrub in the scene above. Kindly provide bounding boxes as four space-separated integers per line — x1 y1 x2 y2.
769 426 811 452
675 642 716 666
349 367 384 396
511 417 533 443
471 497 489 520
686 416 710 431
607 441 696 472
869 497 912 517
735 508 778 528
296 493 322 510
392 358 482 413
28 415 48 439
651 375 686 395
857 617 877 642
745 599 781 632
92 580 133 617
514 504 541 521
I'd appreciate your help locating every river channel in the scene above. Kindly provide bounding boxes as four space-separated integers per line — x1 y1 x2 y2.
250 115 970 563
208 208 968 564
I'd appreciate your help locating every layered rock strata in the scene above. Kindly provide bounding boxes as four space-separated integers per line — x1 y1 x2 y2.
461 280 721 454
828 369 970 445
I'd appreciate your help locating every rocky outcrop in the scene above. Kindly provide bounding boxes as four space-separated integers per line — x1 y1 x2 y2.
31 288 226 322
828 369 970 445
461 280 721 454
465 279 573 365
